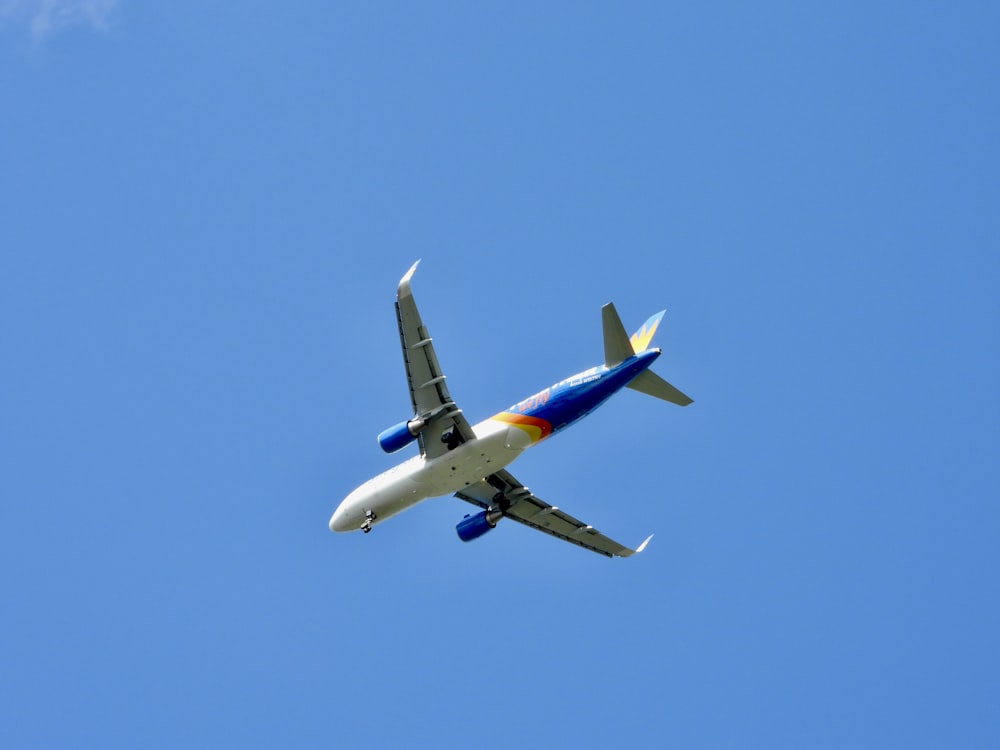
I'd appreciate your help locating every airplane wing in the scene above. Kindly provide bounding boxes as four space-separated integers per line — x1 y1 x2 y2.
395 261 477 459
455 469 653 558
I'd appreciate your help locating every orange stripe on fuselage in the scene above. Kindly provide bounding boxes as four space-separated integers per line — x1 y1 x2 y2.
490 412 553 443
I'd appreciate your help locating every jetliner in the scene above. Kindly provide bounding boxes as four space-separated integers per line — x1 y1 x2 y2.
329 261 693 557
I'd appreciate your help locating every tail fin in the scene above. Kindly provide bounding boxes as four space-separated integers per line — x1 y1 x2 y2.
630 310 665 353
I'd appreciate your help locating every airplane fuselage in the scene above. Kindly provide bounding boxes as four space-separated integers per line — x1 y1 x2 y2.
330 348 661 532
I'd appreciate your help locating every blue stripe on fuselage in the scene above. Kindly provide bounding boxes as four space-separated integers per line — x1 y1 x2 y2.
516 349 661 438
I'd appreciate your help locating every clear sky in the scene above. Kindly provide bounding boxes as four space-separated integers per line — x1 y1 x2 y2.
2 2 998 747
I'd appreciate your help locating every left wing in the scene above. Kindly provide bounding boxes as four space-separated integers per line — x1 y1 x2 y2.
395 261 477 459
455 469 653 558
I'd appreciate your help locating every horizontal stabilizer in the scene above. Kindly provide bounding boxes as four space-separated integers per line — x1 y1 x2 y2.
627 369 693 406
602 303 635 367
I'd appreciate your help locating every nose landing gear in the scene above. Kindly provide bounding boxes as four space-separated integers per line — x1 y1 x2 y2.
361 508 377 534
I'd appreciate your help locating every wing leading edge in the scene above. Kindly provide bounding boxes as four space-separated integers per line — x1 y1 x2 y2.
395 261 476 459
455 469 653 558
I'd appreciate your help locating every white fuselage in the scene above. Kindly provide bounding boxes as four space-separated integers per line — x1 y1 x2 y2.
329 418 534 532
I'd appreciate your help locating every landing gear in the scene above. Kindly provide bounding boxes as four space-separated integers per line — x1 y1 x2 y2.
487 475 512 512
361 509 377 534
491 491 511 513
441 428 462 451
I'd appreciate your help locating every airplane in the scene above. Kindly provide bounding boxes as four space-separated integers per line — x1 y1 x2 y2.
329 261 693 558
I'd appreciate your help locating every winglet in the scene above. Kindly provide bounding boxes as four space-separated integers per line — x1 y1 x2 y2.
619 533 654 558
398 260 421 299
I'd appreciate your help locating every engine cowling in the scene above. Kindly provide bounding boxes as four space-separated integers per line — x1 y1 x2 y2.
377 418 426 453
456 510 503 542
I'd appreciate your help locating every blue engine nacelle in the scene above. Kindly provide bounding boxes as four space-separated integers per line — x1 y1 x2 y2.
377 418 426 453
456 510 503 542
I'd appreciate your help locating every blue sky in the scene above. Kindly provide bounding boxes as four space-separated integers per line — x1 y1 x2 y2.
2 2 997 747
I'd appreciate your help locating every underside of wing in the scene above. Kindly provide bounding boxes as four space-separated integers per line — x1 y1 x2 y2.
395 261 476 459
455 469 652 558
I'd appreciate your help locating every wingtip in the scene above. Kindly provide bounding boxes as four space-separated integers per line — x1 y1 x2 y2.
398 259 421 298
617 533 654 558
634 533 654 554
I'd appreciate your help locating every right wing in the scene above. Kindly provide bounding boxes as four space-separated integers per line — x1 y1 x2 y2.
395 261 477 459
455 469 653 558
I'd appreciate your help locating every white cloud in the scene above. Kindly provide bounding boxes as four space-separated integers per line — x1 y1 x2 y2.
0 0 119 39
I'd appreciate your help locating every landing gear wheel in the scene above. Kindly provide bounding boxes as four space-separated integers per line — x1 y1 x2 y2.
441 428 462 451
361 509 377 534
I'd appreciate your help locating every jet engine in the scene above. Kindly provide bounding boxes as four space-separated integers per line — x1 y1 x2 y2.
377 417 426 453
456 510 503 542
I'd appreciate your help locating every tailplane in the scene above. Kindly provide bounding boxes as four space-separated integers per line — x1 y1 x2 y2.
602 303 635 367
602 302 693 406
627 369 693 406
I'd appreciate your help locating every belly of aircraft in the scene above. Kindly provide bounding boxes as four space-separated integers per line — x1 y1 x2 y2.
336 424 528 532
421 424 523 497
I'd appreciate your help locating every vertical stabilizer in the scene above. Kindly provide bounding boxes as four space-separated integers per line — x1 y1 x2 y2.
630 310 665 353
602 303 634 367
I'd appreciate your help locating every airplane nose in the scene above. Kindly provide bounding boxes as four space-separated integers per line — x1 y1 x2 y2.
329 503 349 532
331 483 374 532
